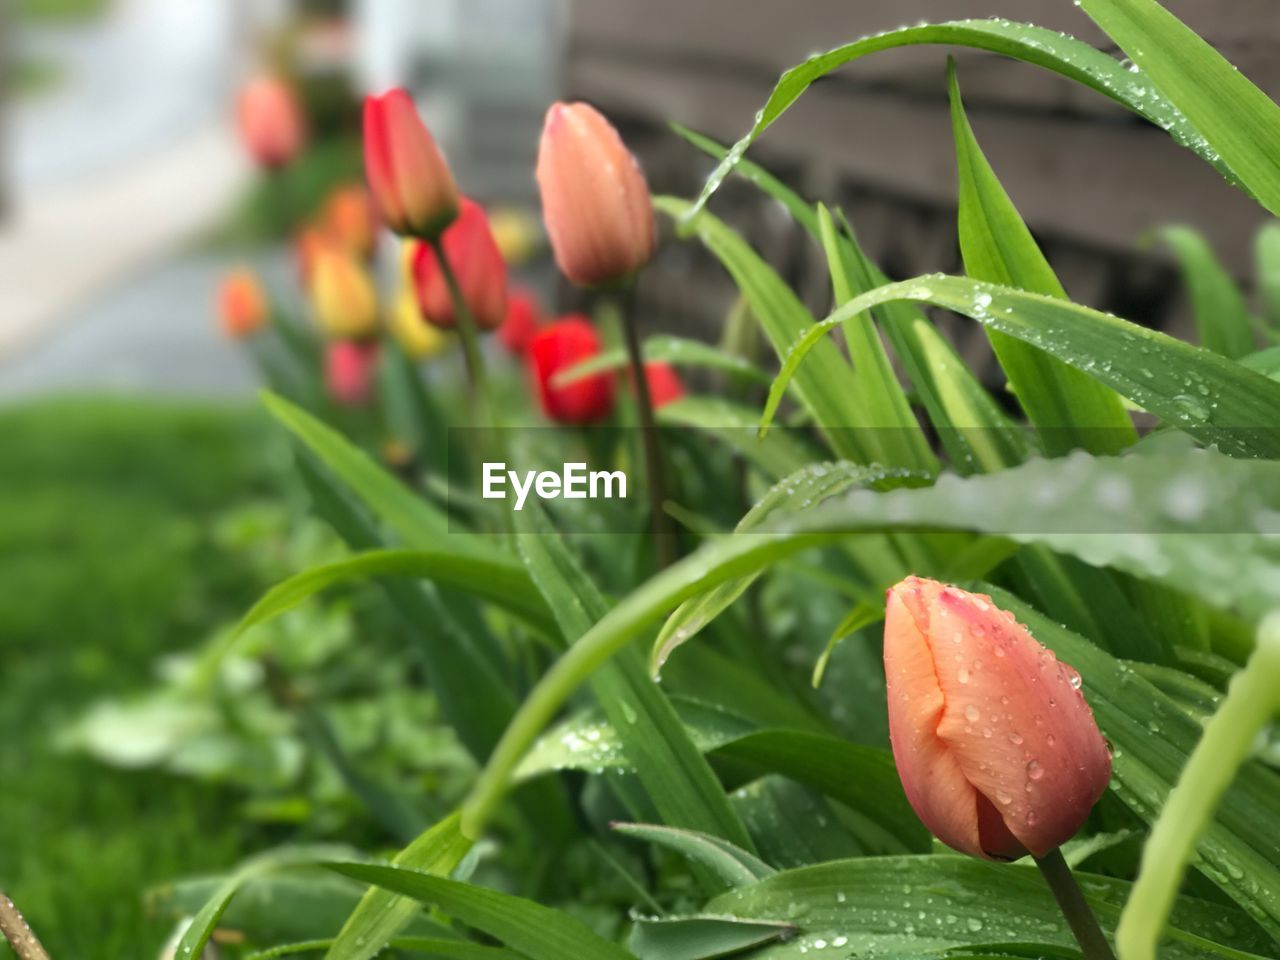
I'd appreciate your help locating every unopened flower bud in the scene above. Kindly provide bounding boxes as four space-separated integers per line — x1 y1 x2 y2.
363 88 459 240
884 576 1111 860
536 102 655 287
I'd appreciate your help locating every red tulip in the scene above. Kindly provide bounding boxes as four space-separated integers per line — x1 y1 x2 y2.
326 340 380 407
536 101 656 287
237 76 306 169
883 577 1111 860
363 88 459 240
216 269 268 339
497 288 542 355
411 198 507 331
639 362 684 409
528 317 615 424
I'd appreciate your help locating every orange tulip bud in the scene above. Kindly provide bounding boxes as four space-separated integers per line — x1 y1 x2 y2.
325 340 380 407
323 183 379 259
294 226 327 286
883 577 1111 860
310 246 379 341
411 198 507 331
237 76 306 170
363 88 459 240
216 269 269 339
536 101 656 287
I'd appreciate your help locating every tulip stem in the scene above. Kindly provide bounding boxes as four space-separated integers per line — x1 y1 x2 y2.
1034 847 1117 960
1 890 52 960
619 293 677 569
429 238 497 432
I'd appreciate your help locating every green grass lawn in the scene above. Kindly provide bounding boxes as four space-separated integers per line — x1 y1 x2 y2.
18 0 113 24
0 397 279 958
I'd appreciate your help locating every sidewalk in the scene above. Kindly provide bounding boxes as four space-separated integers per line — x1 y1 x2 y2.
0 122 249 360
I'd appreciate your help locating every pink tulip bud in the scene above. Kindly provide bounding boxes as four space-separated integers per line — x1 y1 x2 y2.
411 198 507 332
883 577 1111 860
363 89 459 240
237 76 306 170
325 340 380 407
536 102 656 287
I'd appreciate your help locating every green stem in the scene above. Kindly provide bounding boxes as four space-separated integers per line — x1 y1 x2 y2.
1034 847 1117 960
0 891 52 960
619 293 678 568
1116 614 1280 960
429 237 497 433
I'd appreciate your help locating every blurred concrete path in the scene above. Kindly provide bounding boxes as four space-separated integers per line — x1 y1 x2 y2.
1 0 250 361
0 251 289 399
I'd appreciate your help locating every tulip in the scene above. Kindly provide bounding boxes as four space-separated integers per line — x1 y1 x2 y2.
294 226 327 285
216 269 269 339
883 576 1111 860
326 340 380 407
363 88 459 239
391 287 450 360
536 101 656 287
528 317 615 424
323 183 379 259
310 247 380 341
237 76 306 170
639 362 684 409
497 288 542 355
411 198 507 331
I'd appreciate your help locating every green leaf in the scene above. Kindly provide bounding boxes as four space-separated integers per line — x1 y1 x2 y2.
517 702 926 854
324 813 474 960
655 461 918 672
173 846 357 960
1254 222 1280 333
251 939 517 960
816 203 937 472
292 444 518 768
1076 0 1280 215
326 863 636 960
1117 617 1280 960
672 126 1028 473
554 334 771 387
512 502 757 866
703 856 1272 959
656 396 822 480
612 823 775 887
949 61 1135 456
459 447 1280 840
231 549 556 641
629 916 794 960
652 197 870 463
687 19 1232 220
761 275 1280 458
1155 226 1256 358
263 391 453 550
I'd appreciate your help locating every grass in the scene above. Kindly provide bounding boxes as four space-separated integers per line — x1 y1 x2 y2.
14 59 64 98
0 397 279 959
17 0 112 24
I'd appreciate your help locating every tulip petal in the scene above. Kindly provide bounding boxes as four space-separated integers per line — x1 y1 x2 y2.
363 94 405 229
929 585 1112 857
884 580 988 859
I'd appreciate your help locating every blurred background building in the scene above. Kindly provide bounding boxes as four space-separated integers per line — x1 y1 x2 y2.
0 0 1273 396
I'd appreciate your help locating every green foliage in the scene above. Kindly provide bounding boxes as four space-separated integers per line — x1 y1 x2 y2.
0 399 277 959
